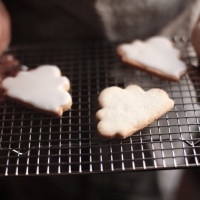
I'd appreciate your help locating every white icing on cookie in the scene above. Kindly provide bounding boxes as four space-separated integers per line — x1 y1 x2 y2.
119 36 187 79
96 85 174 138
2 65 72 113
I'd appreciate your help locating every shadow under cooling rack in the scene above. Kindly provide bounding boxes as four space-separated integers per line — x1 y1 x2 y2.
0 36 200 176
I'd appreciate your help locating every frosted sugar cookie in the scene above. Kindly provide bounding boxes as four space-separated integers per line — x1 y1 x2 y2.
2 65 72 116
117 36 187 81
96 85 174 138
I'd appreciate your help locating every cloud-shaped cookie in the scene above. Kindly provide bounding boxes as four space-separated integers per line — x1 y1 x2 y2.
117 36 187 81
2 65 72 116
96 85 174 138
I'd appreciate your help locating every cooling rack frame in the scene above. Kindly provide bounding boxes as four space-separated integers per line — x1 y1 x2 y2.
0 36 200 177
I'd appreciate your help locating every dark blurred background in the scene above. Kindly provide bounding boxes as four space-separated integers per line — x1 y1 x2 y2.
0 1 200 200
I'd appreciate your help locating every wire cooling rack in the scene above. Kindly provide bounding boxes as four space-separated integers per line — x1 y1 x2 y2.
0 36 200 176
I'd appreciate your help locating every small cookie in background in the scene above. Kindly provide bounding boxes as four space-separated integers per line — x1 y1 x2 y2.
117 36 187 82
96 85 174 139
2 65 72 116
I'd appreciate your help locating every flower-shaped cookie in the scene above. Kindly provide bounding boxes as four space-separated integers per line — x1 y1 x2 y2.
2 65 72 116
96 85 174 138
117 36 187 81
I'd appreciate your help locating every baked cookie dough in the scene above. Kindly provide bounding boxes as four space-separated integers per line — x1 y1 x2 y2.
2 65 72 116
117 36 187 81
96 85 174 138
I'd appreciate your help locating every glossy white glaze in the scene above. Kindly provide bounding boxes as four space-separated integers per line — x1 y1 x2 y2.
2 65 71 112
120 36 187 78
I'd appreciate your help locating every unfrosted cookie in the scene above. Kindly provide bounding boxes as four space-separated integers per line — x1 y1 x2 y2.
117 36 187 82
2 65 72 116
96 85 174 138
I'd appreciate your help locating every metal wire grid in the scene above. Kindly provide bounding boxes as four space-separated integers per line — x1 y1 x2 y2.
0 36 200 176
